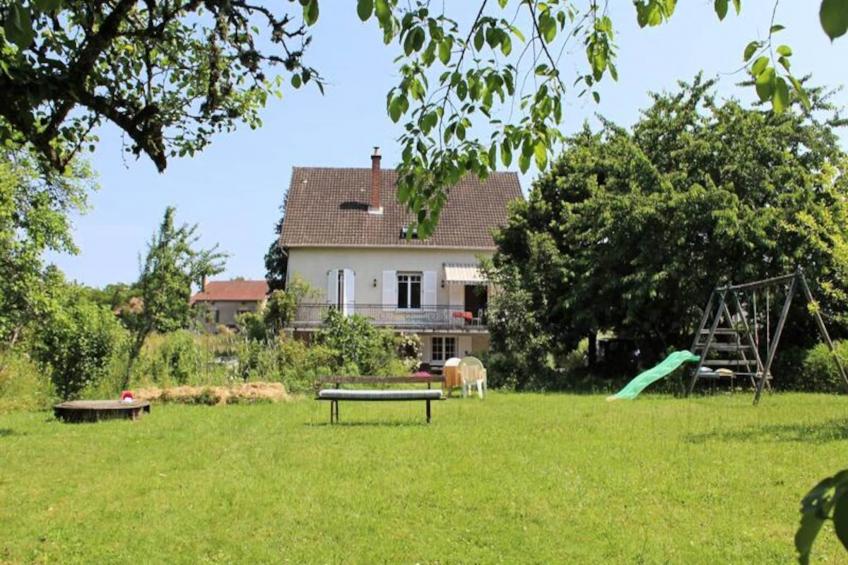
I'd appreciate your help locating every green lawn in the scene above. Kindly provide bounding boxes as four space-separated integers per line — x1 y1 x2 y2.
1 393 846 563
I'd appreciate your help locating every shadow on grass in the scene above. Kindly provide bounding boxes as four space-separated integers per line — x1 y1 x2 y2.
304 421 430 428
0 428 22 438
685 419 848 444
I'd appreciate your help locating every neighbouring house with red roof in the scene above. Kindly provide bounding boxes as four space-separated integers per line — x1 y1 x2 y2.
191 279 269 328
277 147 523 367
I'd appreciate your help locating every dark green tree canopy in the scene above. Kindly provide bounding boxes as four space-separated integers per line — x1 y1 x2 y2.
489 76 848 365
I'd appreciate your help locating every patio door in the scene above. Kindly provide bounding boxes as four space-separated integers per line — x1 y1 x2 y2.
464 284 488 321
327 268 355 316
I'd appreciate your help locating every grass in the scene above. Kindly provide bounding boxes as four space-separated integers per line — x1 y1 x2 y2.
1 392 847 563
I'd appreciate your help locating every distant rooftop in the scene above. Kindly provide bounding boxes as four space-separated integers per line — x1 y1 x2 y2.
191 280 269 304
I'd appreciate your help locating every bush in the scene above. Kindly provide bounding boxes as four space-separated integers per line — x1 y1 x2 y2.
315 310 396 375
34 295 128 400
0 351 53 412
236 311 267 342
790 341 848 394
237 339 280 382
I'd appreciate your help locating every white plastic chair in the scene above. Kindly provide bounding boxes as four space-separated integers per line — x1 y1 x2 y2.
458 356 487 399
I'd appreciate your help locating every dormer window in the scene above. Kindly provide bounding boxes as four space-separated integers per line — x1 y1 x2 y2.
400 225 419 239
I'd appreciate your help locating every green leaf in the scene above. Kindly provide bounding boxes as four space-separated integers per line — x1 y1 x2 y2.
820 0 848 40
732 0 741 14
776 44 792 56
303 0 319 26
751 56 769 77
714 0 728 21
501 141 512 167
518 152 531 174
772 76 789 113
743 41 760 61
291 74 302 89
500 34 512 56
357 0 373 21
755 66 776 102
770 24 785 33
534 140 547 169
4 2 35 49
438 38 452 64
474 27 484 51
541 13 557 43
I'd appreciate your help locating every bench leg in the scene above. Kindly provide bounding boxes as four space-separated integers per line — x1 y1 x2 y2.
426 399 431 423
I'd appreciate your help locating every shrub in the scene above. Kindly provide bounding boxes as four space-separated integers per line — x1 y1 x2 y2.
315 310 395 375
0 351 53 412
237 339 280 382
793 341 848 394
158 330 202 385
34 294 128 400
236 311 267 342
395 332 422 364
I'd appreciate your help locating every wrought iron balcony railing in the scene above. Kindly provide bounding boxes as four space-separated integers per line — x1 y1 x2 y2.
291 303 488 330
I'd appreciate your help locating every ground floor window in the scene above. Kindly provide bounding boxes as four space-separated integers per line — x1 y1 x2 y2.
214 309 220 323
432 336 457 362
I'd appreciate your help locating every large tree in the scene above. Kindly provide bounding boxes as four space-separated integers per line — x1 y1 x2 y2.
2 1 846 233
487 76 848 383
0 148 93 347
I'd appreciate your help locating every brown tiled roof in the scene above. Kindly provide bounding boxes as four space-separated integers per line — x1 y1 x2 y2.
278 167 522 249
190 280 269 304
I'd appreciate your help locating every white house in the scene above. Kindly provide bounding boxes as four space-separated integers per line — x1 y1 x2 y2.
278 148 522 367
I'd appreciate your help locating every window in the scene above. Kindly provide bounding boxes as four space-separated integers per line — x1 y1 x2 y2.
397 272 422 309
214 309 220 323
432 337 456 362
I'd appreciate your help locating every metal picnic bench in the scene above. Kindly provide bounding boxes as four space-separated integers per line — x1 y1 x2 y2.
315 376 445 424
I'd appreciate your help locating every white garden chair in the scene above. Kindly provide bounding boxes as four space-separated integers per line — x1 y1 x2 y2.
458 356 487 399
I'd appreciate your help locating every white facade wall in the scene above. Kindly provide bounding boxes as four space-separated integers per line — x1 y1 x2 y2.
287 246 493 365
287 246 492 307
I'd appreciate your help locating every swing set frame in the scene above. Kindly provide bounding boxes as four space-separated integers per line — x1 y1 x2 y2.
686 268 848 404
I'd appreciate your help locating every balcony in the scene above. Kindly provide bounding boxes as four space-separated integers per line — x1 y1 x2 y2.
291 303 488 331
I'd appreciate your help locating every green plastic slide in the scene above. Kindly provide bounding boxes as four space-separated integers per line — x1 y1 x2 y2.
607 350 700 401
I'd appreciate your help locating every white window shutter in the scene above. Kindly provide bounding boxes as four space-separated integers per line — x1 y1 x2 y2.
423 271 437 307
343 268 355 316
327 269 338 306
382 270 396 310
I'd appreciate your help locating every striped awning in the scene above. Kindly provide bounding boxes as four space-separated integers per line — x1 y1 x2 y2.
443 263 486 285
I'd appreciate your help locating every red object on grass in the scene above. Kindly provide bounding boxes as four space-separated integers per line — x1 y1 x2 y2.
120 390 134 401
413 371 431 378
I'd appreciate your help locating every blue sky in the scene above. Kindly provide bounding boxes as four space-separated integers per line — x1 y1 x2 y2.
51 2 848 287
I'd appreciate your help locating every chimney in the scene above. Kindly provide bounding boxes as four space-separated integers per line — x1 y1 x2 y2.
369 146 383 215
